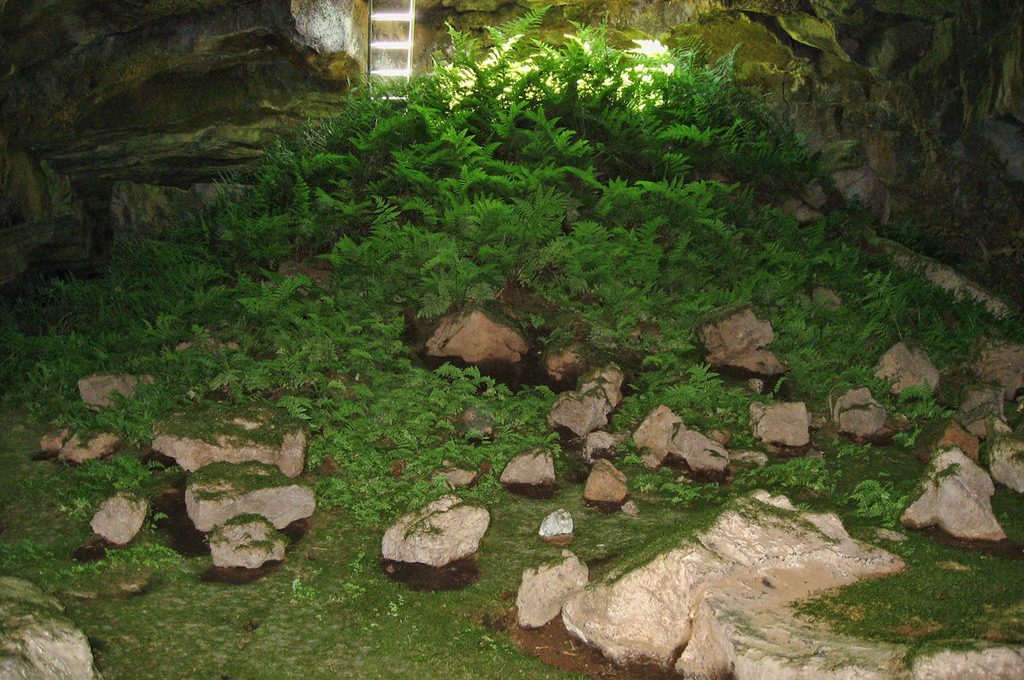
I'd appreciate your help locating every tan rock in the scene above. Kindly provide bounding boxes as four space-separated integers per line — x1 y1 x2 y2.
547 391 611 438
974 340 1024 400
750 401 810 448
874 342 939 396
77 373 153 410
425 310 527 369
989 435 1024 494
152 426 306 478
516 551 588 629
957 384 1006 439
912 646 1024 680
500 449 555 487
209 516 286 569
380 495 489 567
583 459 628 507
632 405 682 469
582 430 624 464
544 346 587 385
669 429 729 473
578 364 625 409
39 428 71 454
185 462 315 532
58 433 123 464
698 308 773 363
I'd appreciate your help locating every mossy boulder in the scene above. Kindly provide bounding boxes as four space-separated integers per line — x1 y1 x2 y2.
184 461 315 532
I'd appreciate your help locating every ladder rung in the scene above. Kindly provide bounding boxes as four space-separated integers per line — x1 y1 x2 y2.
371 41 411 50
371 68 411 77
371 12 413 21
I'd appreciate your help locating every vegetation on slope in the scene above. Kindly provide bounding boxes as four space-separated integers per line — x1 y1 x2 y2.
1 10 1023 676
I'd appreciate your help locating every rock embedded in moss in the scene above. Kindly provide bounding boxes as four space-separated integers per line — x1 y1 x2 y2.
209 515 287 569
669 428 730 474
58 432 124 464
874 342 940 396
152 414 307 477
750 401 810 449
77 373 154 411
900 448 1006 541
380 495 490 568
90 493 149 546
832 386 888 440
0 576 99 679
698 308 787 380
184 462 315 532
633 405 683 469
425 309 528 372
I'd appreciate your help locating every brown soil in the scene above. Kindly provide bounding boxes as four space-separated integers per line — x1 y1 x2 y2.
152 484 209 557
201 561 285 584
509 618 685 679
381 557 480 591
503 482 559 500
913 527 1024 560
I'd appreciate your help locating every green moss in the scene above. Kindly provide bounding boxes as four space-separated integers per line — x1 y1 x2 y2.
158 405 304 449
669 13 794 71
777 13 849 58
188 461 306 501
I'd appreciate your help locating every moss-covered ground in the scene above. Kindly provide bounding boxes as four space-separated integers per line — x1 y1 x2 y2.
2 13 1023 678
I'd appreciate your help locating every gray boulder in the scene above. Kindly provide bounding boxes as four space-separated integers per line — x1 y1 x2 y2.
209 516 287 569
832 387 888 440
0 577 98 680
516 551 588 629
185 462 315 532
380 495 489 567
901 449 1006 541
90 493 148 545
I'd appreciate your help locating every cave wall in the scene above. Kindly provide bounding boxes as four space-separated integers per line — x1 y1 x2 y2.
1 0 1022 301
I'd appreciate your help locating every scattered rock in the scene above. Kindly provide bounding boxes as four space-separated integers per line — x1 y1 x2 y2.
539 509 574 546
875 528 907 543
901 448 1006 541
911 646 1024 680
781 197 822 223
516 551 588 629
562 548 698 666
380 495 490 568
579 364 626 409
632 405 682 469
433 462 478 490
544 346 588 386
583 459 628 509
812 286 843 311
58 433 123 464
957 384 1006 438
697 308 786 379
833 164 890 223
730 450 769 467
39 428 71 455
874 342 940 396
77 373 153 411
90 493 148 546
582 431 623 464
621 500 639 517
989 434 1024 494
547 392 610 438
185 462 315 532
152 417 307 477
974 340 1024 400
209 516 286 569
457 407 496 441
935 419 981 460
750 401 810 449
501 449 556 496
669 428 729 474
0 576 99 680
832 387 888 440
425 309 528 372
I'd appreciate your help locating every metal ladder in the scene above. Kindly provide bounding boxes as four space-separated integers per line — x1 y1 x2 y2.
367 0 416 82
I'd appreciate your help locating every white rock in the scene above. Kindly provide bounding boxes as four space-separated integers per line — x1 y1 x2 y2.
539 509 573 540
380 495 489 567
901 449 1006 541
516 552 588 628
912 646 1024 680
90 493 148 546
